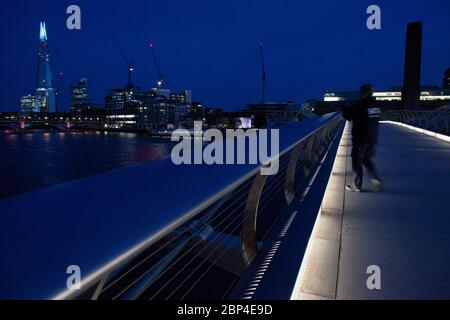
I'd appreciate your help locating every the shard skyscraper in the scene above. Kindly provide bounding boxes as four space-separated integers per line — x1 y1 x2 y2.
35 22 56 113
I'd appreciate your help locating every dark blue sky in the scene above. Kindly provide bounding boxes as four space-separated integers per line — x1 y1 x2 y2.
1 0 449 112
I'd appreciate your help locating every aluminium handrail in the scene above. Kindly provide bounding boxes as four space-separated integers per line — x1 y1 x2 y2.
381 110 450 135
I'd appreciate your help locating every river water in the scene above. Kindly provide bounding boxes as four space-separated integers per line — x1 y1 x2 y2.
0 130 174 200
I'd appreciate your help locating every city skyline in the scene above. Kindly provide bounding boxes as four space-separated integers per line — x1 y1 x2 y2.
1 0 450 113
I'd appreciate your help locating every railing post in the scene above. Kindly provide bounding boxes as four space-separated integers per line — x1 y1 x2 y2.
401 110 408 124
90 275 109 300
412 111 419 127
431 112 437 131
303 135 317 177
284 143 303 205
424 112 429 129
240 174 268 266
417 112 424 128
444 114 449 134
319 128 327 153
404 111 411 125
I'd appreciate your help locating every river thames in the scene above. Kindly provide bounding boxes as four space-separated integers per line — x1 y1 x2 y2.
0 130 174 200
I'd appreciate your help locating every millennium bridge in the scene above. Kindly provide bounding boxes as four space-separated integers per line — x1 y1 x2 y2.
0 110 449 300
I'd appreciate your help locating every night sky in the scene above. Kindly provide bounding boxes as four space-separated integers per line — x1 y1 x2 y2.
1 0 449 112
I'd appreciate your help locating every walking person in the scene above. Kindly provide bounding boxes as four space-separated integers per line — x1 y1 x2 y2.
343 83 383 192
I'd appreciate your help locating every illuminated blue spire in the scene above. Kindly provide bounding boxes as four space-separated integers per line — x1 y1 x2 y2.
36 21 56 112
39 22 47 41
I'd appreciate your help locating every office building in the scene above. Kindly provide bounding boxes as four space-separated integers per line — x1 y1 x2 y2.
105 83 142 129
20 94 41 114
138 93 170 130
105 83 194 131
168 90 192 126
70 78 90 113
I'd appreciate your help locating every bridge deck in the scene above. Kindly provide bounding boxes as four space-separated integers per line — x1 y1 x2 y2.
293 122 450 300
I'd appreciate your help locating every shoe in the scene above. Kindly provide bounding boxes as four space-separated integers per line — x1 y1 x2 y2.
371 179 383 192
346 185 361 193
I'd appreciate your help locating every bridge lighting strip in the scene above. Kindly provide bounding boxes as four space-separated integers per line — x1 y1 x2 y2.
380 121 450 143
242 241 282 300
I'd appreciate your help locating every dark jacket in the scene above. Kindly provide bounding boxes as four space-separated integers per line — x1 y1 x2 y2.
342 96 380 145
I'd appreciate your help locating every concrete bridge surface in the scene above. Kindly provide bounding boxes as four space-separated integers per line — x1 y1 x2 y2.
293 122 450 300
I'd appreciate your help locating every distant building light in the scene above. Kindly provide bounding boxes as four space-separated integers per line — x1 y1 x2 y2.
421 95 450 100
324 90 450 102
107 115 136 119
324 97 343 102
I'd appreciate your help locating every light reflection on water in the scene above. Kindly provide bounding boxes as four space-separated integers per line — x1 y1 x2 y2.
0 130 174 200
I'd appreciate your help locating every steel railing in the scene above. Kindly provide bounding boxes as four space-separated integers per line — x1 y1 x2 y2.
381 110 450 135
0 112 343 300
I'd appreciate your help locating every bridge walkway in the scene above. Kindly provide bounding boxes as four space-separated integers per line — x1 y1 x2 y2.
293 122 450 299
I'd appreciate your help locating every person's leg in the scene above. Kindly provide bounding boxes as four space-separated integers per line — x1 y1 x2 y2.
351 144 364 190
363 144 383 192
362 144 380 181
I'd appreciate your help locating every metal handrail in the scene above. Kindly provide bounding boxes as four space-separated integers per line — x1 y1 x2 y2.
381 110 450 135
0 112 343 300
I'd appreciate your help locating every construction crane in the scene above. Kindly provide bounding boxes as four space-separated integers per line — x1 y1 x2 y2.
55 72 64 112
259 42 267 104
112 34 134 87
149 43 164 89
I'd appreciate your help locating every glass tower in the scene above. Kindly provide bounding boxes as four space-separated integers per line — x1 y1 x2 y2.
36 22 56 113
70 78 89 113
